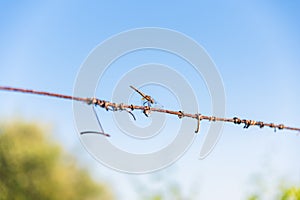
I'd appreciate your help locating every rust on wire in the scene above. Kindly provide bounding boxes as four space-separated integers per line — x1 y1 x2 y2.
1 86 300 134
0 86 90 103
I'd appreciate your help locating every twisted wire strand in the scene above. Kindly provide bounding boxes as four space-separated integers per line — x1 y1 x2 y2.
1 86 299 133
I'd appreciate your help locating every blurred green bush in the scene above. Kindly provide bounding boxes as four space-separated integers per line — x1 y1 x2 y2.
0 121 113 200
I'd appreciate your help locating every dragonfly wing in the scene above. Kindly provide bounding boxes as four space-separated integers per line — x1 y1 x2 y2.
153 99 164 109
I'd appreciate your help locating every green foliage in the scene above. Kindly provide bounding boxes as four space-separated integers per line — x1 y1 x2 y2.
0 121 113 200
280 187 300 200
247 195 260 200
247 186 300 200
144 183 193 200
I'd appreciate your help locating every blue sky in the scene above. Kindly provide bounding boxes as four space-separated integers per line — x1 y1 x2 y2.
1 1 300 199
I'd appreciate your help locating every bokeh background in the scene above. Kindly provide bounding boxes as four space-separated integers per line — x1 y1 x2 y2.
1 1 300 199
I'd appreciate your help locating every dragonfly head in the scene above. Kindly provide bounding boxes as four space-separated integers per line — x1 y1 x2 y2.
149 99 155 104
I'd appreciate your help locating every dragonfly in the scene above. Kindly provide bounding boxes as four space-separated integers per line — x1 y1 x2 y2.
130 85 163 116
80 105 110 137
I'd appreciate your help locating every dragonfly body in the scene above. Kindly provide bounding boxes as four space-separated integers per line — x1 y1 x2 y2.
130 85 164 117
130 85 155 105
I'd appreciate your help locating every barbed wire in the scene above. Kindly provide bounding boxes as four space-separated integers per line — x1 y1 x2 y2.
1 86 300 135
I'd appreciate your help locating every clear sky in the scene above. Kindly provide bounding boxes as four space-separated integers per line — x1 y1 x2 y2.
1 1 300 199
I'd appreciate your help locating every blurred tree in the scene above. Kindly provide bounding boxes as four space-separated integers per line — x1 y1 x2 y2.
144 183 194 200
0 121 114 200
280 187 300 200
247 186 300 200
247 195 259 200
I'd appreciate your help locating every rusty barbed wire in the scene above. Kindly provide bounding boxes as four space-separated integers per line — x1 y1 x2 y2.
1 86 300 134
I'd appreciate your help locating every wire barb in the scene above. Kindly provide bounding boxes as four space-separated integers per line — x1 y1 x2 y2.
79 105 110 137
178 111 184 119
209 116 216 122
195 113 202 133
118 103 136 121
